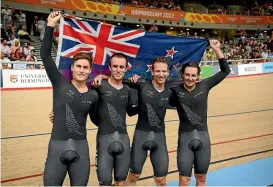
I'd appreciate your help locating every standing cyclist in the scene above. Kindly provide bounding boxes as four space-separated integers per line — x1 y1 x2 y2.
41 11 98 186
170 39 230 186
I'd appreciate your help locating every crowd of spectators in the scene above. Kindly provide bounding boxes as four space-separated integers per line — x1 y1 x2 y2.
0 5 51 69
93 0 182 11
241 0 273 16
202 37 273 65
202 39 273 64
93 0 273 16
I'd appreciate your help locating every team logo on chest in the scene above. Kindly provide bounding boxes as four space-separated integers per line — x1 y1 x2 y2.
193 92 204 98
120 92 128 98
161 97 169 101
82 100 92 104
66 90 75 99
146 90 154 98
105 91 113 97
178 92 185 98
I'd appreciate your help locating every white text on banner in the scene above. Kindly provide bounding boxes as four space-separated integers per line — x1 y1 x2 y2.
238 63 263 76
2 69 52 88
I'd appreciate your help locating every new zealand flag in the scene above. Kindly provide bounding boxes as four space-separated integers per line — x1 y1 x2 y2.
56 14 208 84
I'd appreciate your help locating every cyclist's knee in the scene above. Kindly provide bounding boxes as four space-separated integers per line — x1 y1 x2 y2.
154 176 166 186
195 173 207 183
179 175 191 186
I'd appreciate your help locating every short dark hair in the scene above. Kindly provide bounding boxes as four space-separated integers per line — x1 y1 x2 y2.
180 61 201 75
72 52 93 67
151 56 169 70
109 53 128 67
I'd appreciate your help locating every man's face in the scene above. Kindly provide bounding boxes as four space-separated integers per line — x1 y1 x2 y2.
71 59 92 83
109 57 127 81
152 62 169 86
182 67 199 88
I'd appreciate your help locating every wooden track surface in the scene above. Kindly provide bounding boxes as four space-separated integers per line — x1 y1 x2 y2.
1 73 273 186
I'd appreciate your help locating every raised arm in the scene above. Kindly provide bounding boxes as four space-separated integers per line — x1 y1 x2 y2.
40 11 63 86
204 40 231 90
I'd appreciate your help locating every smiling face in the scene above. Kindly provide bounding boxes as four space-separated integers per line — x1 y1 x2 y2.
151 56 169 86
183 67 199 88
71 52 93 83
71 59 92 82
109 56 127 81
181 62 200 89
152 61 169 86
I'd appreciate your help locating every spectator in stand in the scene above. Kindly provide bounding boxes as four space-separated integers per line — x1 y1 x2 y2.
18 26 33 42
31 16 39 37
265 39 273 52
26 49 37 62
193 32 198 38
26 64 35 69
10 40 24 61
7 35 18 46
18 10 26 26
149 24 158 32
261 49 269 62
1 39 11 58
251 49 262 59
21 42 34 57
11 9 20 29
6 23 17 40
37 17 47 41
1 5 12 29
0 52 12 69
244 42 252 55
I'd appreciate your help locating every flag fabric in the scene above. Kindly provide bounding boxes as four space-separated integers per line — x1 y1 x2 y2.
56 14 208 84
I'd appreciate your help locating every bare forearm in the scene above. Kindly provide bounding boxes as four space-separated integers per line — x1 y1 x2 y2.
214 49 224 59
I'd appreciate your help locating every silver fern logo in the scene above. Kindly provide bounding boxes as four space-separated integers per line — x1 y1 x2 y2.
107 103 125 129
65 103 82 135
146 103 161 128
181 103 204 126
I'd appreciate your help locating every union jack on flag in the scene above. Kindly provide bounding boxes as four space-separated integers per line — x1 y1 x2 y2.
56 14 208 83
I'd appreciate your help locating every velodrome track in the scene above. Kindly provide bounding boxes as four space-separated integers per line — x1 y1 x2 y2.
1 73 273 186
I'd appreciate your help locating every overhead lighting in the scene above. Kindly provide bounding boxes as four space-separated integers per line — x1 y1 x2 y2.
117 23 121 25
170 27 173 30
202 29 205 31
186 28 189 31
136 24 139 27
264 30 267 32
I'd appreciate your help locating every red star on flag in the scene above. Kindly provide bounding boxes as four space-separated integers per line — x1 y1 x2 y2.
166 46 178 59
146 64 152 72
